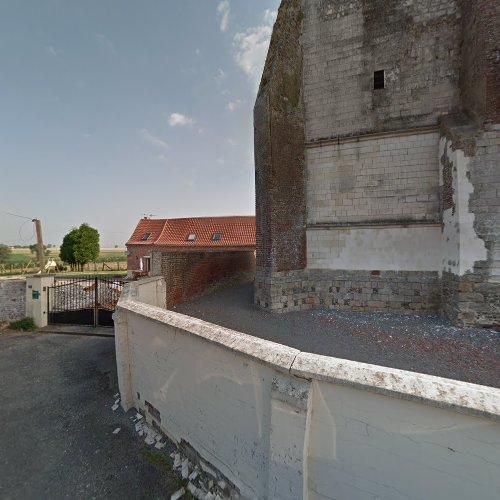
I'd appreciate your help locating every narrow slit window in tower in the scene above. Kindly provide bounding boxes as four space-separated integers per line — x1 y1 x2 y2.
374 70 385 90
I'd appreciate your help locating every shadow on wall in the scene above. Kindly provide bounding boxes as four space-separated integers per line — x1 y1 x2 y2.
154 251 256 309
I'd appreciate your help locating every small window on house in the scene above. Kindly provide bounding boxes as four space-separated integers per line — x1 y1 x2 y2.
374 70 385 90
187 233 196 241
141 232 152 241
212 232 222 242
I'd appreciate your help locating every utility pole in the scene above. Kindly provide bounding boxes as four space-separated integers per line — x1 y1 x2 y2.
33 219 45 272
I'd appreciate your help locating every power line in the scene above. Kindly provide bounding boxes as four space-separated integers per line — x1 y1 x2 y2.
18 219 36 242
0 211 34 221
0 211 38 244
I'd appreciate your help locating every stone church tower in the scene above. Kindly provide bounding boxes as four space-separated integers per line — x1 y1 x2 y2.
254 0 500 327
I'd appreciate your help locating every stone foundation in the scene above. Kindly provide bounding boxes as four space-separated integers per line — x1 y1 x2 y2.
255 269 440 314
442 270 500 328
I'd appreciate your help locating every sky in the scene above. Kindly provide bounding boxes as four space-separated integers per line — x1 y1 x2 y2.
0 0 280 247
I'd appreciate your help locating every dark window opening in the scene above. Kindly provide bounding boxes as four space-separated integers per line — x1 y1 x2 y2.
141 232 152 241
374 70 385 90
212 233 222 241
187 234 196 241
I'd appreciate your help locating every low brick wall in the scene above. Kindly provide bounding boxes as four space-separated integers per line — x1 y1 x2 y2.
153 251 255 308
0 278 26 322
255 269 440 313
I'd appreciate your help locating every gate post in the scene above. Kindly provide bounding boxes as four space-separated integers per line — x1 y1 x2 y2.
26 275 55 327
114 307 134 410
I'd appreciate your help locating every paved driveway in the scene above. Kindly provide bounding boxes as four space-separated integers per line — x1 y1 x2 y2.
0 331 177 500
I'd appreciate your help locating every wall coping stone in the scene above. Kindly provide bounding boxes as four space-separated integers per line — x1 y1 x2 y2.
118 279 500 422
291 352 500 422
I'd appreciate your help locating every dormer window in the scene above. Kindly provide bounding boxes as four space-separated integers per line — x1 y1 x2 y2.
187 234 196 241
141 232 152 241
212 233 222 242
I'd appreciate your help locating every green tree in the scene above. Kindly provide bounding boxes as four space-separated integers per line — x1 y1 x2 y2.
74 223 100 270
59 228 79 270
59 224 100 271
0 244 11 264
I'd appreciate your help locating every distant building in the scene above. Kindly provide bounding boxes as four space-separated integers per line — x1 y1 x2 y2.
254 0 500 327
126 216 256 306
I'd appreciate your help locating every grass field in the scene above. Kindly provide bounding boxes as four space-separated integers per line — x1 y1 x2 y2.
4 248 127 266
0 248 127 276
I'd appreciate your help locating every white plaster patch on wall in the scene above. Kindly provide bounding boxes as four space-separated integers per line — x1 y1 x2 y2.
307 225 442 271
439 137 487 276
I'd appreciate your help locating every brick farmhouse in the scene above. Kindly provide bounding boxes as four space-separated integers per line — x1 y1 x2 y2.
126 216 256 307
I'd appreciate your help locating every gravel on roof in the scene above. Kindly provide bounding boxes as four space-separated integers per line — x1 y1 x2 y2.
174 284 500 389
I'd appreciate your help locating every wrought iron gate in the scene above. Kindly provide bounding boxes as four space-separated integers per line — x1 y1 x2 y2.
47 276 124 327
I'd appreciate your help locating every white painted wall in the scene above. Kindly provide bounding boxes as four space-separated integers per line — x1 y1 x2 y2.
26 275 54 327
115 280 500 500
307 225 442 271
439 138 487 276
306 380 499 500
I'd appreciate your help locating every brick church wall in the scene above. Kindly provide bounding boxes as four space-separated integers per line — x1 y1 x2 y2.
253 0 500 326
254 0 307 276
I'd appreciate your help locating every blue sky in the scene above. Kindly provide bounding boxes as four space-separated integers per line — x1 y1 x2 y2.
0 0 280 247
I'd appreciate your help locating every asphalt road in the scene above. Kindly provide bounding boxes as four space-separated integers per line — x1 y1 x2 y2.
0 331 177 500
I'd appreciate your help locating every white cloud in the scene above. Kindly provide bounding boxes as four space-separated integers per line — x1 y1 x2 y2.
195 48 201 56
140 128 168 149
217 1 230 32
263 9 277 25
226 99 243 112
227 137 238 146
214 68 227 85
46 45 57 57
169 113 196 127
95 33 116 55
233 9 277 90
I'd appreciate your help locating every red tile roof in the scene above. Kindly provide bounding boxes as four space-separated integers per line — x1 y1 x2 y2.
127 218 168 246
127 216 255 250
